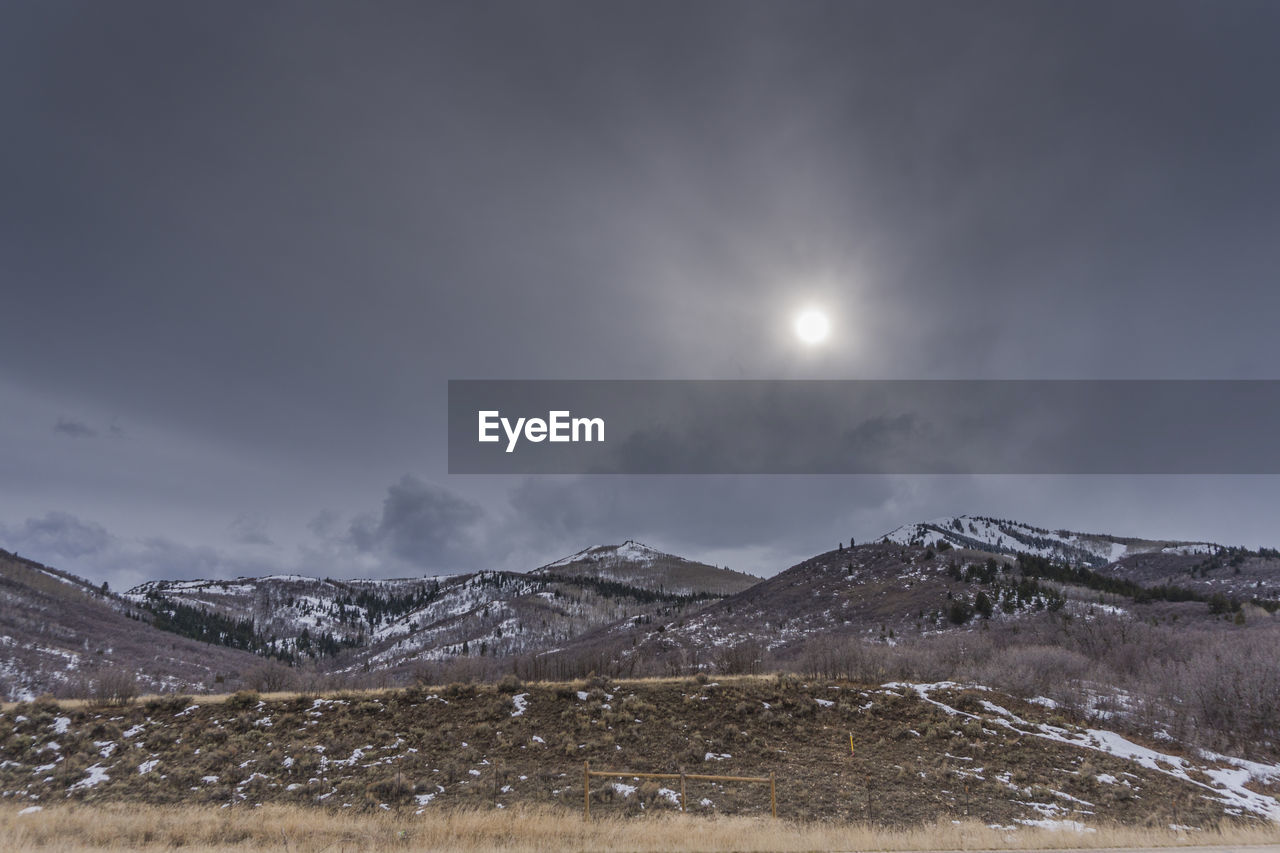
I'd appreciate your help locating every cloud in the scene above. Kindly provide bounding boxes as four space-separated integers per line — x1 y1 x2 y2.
347 475 484 569
1 511 111 560
306 509 339 539
0 511 281 589
53 417 97 439
230 512 273 546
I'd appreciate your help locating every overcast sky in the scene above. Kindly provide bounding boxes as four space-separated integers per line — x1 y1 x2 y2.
3 1 1280 589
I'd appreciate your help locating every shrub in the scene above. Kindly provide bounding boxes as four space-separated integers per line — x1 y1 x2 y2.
224 690 260 712
90 668 139 707
443 682 475 700
32 694 60 713
144 694 191 715
366 772 414 802
497 674 523 695
243 660 297 693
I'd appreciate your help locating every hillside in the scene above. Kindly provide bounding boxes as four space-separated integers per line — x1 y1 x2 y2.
882 515 1280 603
621 543 1061 671
119 541 750 686
578 540 1240 676
881 515 1218 567
530 541 760 597
0 550 262 701
3 677 1278 827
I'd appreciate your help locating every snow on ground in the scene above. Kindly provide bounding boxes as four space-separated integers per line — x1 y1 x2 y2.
880 516 1217 567
70 764 110 790
540 540 665 570
901 682 1280 822
510 693 528 717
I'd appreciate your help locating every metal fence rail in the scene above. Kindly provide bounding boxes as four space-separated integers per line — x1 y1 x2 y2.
582 761 776 819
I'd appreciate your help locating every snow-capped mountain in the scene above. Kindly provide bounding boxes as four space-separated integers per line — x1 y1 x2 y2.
6 520 1278 700
530 539 760 596
115 541 757 681
880 515 1218 567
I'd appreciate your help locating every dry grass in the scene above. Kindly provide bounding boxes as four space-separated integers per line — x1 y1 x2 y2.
4 803 1280 852
3 679 1271 827
0 688 394 714
0 675 781 713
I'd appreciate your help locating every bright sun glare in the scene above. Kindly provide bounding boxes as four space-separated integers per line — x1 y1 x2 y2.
794 308 830 345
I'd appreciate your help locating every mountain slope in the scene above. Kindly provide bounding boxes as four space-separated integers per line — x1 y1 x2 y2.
121 541 750 679
590 542 1076 672
881 515 1280 603
881 515 1217 567
530 540 760 596
0 549 262 701
589 532 1280 676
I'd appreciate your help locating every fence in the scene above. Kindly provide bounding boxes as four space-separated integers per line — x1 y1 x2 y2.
582 761 776 819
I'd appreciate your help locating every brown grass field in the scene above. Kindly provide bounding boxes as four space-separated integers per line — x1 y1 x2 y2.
5 676 1280 850
4 803 1280 852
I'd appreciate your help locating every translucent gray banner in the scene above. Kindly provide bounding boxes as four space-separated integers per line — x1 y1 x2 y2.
447 380 1280 474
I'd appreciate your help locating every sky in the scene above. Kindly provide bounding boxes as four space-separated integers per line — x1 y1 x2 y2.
3 1 1280 589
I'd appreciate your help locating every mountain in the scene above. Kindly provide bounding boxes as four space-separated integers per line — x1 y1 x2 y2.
530 539 760 596
582 541 1071 673
584 524 1280 674
7 521 1279 702
7 518 1280 818
881 514 1218 567
881 514 1280 603
116 541 755 684
0 549 262 701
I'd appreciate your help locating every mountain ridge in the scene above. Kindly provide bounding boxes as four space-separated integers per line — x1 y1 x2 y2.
880 514 1218 566
5 519 1280 702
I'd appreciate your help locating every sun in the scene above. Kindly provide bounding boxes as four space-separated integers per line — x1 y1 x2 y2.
793 307 830 345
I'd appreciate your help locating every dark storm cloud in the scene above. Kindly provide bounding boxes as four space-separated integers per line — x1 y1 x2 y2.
2 1 1280 582
0 510 277 588
230 512 273 546
53 418 96 439
348 476 485 569
1 511 111 560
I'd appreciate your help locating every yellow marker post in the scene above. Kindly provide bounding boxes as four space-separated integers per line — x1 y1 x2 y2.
849 732 855 755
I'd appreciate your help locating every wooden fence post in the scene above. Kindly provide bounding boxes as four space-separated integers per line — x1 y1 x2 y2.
583 761 590 820
680 772 687 813
770 771 776 819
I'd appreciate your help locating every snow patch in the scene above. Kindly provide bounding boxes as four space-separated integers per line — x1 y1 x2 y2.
70 764 110 790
